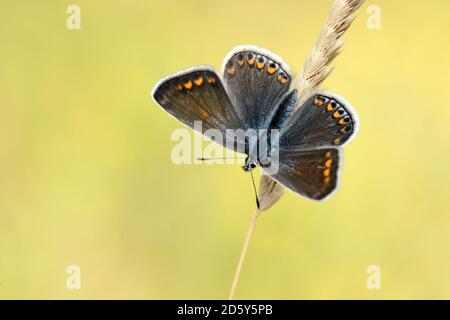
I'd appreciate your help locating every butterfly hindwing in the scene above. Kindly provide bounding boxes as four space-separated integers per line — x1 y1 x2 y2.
266 148 341 201
222 46 292 129
152 67 245 148
280 93 358 150
152 47 359 202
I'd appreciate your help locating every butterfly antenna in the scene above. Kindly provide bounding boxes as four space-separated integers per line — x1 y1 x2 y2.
196 156 246 162
250 170 260 210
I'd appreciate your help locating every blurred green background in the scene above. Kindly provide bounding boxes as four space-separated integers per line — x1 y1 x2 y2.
1 0 449 299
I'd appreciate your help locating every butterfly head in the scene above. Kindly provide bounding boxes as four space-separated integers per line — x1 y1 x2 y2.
242 157 258 172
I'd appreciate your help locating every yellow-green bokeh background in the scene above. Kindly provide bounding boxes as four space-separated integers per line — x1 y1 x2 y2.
1 0 449 299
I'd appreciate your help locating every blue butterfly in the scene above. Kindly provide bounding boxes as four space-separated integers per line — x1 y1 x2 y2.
152 45 358 201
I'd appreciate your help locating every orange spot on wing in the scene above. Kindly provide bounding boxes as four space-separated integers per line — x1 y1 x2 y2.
333 138 341 145
325 159 333 168
207 77 216 84
194 76 203 86
256 61 265 70
177 84 183 91
227 66 236 75
324 177 331 185
314 97 325 106
198 107 209 119
236 53 245 66
267 65 277 74
184 80 193 90
327 102 334 111
323 169 331 177
277 73 288 84
340 126 352 134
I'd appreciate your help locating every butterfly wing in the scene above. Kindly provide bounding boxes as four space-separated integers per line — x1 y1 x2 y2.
266 93 358 200
152 66 245 149
265 148 341 201
279 92 358 150
222 46 293 129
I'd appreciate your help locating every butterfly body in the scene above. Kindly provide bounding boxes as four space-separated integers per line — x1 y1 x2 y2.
152 45 358 201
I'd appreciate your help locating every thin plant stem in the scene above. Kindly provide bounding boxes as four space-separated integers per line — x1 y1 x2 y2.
228 209 261 300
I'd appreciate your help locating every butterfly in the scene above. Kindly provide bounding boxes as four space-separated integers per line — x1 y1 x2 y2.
152 45 358 201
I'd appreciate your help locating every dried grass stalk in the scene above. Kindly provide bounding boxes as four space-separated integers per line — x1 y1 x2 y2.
297 0 364 100
258 174 285 211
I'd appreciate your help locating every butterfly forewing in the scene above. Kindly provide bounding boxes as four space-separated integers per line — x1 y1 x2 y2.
223 47 292 129
152 67 245 149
